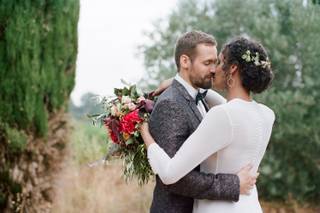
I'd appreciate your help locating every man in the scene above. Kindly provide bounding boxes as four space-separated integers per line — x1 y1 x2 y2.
148 31 257 213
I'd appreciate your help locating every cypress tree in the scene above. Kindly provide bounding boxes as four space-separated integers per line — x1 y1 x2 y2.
0 0 79 210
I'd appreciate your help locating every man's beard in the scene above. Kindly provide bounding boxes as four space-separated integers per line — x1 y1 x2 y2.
193 77 212 89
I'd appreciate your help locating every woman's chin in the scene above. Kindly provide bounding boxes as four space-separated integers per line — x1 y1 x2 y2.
211 84 223 91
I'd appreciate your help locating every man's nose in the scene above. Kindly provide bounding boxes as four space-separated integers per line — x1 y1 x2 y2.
210 65 216 74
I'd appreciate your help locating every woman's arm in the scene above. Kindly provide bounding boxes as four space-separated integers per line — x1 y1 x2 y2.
141 106 233 184
152 78 174 96
205 89 227 108
152 77 226 108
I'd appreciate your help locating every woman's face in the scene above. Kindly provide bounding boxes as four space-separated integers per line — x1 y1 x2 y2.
212 52 227 91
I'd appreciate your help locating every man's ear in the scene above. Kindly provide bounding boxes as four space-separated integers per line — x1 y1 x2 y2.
180 54 191 69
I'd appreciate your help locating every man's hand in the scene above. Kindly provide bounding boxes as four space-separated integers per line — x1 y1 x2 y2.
237 164 259 195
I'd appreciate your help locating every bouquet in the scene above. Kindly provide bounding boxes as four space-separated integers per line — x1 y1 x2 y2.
89 84 156 185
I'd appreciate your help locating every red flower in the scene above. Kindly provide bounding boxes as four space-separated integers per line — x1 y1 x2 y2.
119 109 143 134
104 117 121 144
108 128 119 143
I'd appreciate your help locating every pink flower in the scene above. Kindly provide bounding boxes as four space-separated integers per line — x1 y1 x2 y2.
110 104 119 116
139 99 154 113
121 96 132 104
128 102 137 111
137 96 146 103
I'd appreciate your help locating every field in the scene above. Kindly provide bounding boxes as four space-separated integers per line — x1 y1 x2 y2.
52 120 154 212
52 120 319 213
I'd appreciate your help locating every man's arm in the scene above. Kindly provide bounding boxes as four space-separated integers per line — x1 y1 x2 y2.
149 99 240 201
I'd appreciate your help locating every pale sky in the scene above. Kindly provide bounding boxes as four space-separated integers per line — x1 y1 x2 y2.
71 0 178 105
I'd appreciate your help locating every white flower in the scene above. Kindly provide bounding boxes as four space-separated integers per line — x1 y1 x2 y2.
110 105 118 116
121 96 132 104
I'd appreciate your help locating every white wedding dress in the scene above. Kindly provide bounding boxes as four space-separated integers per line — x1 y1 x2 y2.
147 92 275 213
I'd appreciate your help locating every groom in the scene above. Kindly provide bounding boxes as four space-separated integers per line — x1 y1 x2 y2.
148 31 257 213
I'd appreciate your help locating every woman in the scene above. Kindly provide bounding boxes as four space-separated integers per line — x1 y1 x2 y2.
141 37 275 212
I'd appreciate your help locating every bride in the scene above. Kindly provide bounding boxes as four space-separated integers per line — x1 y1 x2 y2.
141 37 275 212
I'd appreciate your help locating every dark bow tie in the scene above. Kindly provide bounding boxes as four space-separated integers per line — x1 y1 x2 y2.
195 90 208 105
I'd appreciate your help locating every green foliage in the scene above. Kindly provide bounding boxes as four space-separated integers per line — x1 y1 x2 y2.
70 120 107 165
69 92 104 120
0 0 79 210
0 121 27 154
0 192 5 209
139 0 320 204
256 89 320 203
122 143 154 185
5 125 27 154
0 0 79 137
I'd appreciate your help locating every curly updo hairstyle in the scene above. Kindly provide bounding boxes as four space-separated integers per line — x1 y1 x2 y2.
221 37 273 93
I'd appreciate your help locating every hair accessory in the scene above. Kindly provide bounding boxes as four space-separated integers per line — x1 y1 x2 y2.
242 50 271 69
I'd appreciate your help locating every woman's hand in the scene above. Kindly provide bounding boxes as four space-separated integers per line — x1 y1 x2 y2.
152 78 174 96
140 122 155 148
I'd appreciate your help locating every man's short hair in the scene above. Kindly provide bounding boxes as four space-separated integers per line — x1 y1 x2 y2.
174 30 217 71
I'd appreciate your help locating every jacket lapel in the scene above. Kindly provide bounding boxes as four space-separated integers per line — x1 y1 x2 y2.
202 99 209 112
172 80 203 123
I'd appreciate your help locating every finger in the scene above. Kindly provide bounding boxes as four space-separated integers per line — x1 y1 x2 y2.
250 172 259 179
243 163 253 170
149 91 156 97
251 177 257 184
152 89 160 96
238 164 251 173
246 163 254 170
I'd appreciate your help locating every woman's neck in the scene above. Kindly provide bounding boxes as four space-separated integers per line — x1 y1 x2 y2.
226 86 251 102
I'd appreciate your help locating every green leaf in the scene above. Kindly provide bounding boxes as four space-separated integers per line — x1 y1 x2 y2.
125 138 134 145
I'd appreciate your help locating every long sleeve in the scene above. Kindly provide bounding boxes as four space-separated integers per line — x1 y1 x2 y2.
149 98 239 201
148 105 233 185
205 89 226 108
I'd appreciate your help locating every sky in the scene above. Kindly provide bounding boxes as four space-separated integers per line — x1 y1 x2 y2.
70 0 178 106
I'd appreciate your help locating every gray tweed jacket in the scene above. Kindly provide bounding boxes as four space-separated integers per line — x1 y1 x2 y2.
148 79 240 213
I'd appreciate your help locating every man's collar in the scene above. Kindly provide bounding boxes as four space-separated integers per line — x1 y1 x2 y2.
175 74 198 100
174 74 207 100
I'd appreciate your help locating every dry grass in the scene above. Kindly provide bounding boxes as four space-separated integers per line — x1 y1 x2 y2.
51 121 154 213
51 121 319 213
52 161 154 213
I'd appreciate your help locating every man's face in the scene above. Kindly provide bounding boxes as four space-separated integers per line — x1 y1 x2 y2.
212 52 227 91
188 44 218 89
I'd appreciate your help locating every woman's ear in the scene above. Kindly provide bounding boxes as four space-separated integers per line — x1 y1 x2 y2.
230 64 239 75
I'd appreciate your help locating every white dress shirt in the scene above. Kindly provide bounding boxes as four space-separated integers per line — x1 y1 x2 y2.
175 74 207 117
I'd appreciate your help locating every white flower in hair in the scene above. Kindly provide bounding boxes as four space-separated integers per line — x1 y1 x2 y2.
241 50 271 69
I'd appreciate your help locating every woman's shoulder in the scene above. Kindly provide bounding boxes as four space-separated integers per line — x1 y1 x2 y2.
257 102 275 122
207 100 241 116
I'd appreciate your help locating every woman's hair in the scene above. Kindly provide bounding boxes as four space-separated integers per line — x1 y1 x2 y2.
221 37 273 93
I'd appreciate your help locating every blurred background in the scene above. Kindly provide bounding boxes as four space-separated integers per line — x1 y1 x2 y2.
0 0 319 212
